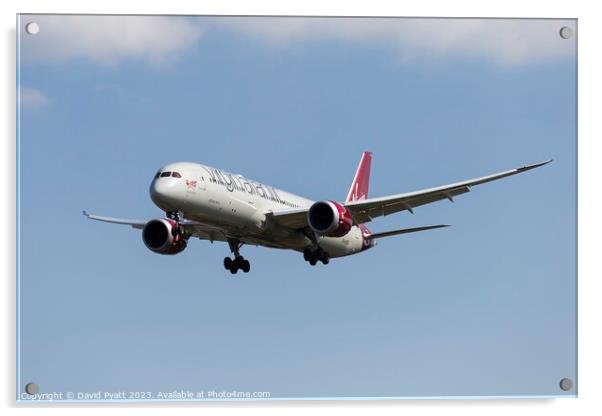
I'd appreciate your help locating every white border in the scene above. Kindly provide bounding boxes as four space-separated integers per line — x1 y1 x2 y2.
3 0 599 415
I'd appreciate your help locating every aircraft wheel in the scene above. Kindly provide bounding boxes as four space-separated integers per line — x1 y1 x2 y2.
303 249 311 261
321 256 330 265
309 258 317 266
241 259 250 273
224 257 233 270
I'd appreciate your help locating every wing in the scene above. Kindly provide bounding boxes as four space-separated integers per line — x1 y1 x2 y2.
83 211 146 229
266 207 308 229
267 160 551 229
82 211 228 242
346 159 552 224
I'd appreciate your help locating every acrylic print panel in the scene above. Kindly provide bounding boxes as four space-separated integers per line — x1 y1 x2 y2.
17 15 577 402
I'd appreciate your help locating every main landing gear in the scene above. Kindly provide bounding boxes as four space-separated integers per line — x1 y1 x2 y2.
303 247 330 266
224 239 250 274
302 229 330 266
303 248 330 265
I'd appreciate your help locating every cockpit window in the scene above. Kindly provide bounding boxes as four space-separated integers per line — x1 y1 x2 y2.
171 172 182 178
154 171 161 179
160 171 171 177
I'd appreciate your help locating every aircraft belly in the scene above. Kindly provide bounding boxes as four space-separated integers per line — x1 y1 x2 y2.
255 225 309 249
185 190 261 229
319 227 364 258
180 180 365 258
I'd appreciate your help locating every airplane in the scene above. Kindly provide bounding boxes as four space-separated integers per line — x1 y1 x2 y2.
84 152 551 275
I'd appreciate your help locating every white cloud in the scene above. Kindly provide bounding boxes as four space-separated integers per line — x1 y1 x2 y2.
21 15 203 67
19 16 575 69
19 87 49 108
212 17 576 67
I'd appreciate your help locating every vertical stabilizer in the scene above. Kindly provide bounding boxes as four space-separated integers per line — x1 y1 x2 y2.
346 151 372 202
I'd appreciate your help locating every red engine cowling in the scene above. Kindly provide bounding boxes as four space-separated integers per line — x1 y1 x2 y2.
142 218 187 255
307 200 353 237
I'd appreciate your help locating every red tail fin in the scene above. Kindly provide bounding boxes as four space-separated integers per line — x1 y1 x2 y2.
346 151 372 202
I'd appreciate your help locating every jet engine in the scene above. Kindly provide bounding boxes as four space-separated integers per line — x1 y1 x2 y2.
142 218 187 255
307 200 353 237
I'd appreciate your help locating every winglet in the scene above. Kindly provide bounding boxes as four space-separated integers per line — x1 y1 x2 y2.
82 210 89 217
517 159 553 172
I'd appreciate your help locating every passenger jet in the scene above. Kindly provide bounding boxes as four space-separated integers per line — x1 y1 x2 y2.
84 152 551 274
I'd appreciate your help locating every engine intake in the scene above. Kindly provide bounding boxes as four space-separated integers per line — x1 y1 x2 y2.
142 218 187 255
307 200 353 237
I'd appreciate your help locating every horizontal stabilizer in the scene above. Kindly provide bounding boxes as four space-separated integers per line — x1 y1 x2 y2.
369 224 450 239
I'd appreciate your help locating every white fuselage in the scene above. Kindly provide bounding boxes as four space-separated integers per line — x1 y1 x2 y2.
149 162 368 258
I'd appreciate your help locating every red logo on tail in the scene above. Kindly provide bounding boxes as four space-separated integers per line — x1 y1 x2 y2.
346 151 372 202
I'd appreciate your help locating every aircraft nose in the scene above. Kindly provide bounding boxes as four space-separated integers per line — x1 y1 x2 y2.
149 177 179 211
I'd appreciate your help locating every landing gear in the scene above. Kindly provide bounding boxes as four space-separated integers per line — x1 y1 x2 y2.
224 256 250 274
164 211 191 246
303 247 330 266
224 238 251 274
166 211 181 221
302 229 330 266
166 211 183 237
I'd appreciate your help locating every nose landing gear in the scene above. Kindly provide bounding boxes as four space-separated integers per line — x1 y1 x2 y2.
166 211 181 221
224 238 251 274
165 211 189 248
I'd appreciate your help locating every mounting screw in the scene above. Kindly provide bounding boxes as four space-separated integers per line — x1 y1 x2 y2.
25 383 39 395
559 26 573 39
25 22 39 35
559 378 573 391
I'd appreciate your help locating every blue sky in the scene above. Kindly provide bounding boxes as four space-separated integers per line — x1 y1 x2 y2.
17 15 576 399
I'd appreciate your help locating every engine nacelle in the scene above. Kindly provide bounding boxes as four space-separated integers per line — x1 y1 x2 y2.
307 200 353 237
142 218 187 255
